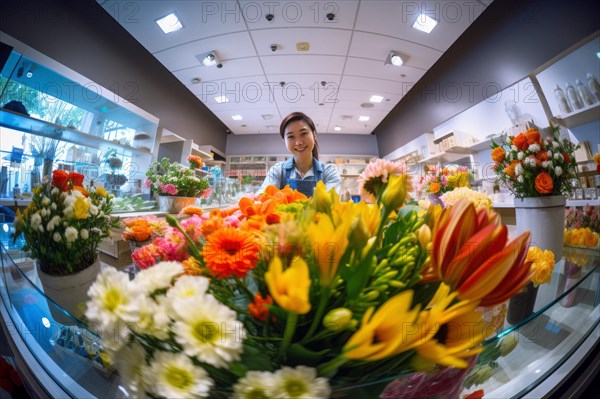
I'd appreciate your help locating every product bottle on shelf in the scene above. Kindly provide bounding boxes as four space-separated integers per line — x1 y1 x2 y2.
565 82 583 110
554 84 572 114
575 79 595 106
587 73 600 102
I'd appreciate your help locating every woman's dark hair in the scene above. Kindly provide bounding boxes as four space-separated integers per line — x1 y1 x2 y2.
280 111 319 160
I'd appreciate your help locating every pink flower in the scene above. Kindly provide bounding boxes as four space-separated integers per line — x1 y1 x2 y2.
224 214 241 228
180 215 204 241
152 233 188 262
132 244 164 269
199 187 212 199
144 178 152 188
358 159 407 203
159 183 178 195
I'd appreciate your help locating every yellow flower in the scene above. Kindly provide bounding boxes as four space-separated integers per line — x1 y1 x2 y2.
413 284 486 369
265 256 311 314
95 187 108 197
526 246 555 286
311 181 338 213
381 174 411 210
306 214 350 286
73 196 90 219
343 290 423 361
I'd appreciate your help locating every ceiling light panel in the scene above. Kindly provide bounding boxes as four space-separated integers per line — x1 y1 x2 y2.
412 14 438 33
156 12 183 34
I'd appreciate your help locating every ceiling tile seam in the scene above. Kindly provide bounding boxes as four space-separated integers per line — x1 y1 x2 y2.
350 29 448 54
151 29 252 56
342 72 427 83
344 56 429 72
235 0 283 129
326 0 362 132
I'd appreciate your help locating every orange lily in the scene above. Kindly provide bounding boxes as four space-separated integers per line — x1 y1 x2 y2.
431 199 533 306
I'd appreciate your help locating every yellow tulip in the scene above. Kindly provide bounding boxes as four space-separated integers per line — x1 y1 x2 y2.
311 181 338 213
343 290 423 361
381 174 411 210
265 256 311 314
306 214 350 286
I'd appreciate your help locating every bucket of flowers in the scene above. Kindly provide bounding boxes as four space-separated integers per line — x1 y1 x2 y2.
416 164 471 205
86 159 535 399
12 170 119 323
145 156 211 213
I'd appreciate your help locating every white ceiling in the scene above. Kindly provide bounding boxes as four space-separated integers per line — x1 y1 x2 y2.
98 0 493 135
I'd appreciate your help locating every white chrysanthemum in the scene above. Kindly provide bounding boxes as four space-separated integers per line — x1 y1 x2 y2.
113 342 147 396
86 267 143 335
528 143 541 153
51 203 57 210
553 140 560 148
31 213 42 229
167 275 210 300
65 226 78 243
172 294 244 368
134 261 183 294
80 229 89 239
555 166 563 176
511 145 518 152
143 351 213 399
42 197 51 206
51 187 59 196
232 371 277 399
89 205 99 216
441 187 492 210
38 224 44 232
53 232 61 242
547 150 553 158
271 366 331 399
517 175 524 183
514 163 524 176
517 151 524 160
63 207 74 218
542 161 552 169
91 227 103 235
40 208 48 217
524 157 536 167
64 194 76 207
134 296 171 340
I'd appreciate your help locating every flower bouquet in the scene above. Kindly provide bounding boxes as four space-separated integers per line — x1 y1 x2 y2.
13 170 119 275
565 205 600 233
145 157 211 198
86 159 535 399
418 164 471 196
490 127 578 199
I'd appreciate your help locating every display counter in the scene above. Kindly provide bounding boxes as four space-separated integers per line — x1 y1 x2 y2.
1 241 598 398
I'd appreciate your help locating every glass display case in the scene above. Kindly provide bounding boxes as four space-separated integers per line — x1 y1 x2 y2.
0 43 160 213
1 239 598 398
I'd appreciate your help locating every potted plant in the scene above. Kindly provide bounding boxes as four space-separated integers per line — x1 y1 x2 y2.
12 170 119 324
145 157 210 213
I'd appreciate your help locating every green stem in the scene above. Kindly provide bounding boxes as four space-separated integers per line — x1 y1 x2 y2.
301 287 331 343
318 355 348 377
278 312 299 361
233 276 255 299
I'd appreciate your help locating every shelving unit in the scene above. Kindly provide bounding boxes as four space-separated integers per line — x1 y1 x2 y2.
554 103 600 128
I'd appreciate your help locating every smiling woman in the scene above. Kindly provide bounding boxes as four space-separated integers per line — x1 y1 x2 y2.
257 112 341 197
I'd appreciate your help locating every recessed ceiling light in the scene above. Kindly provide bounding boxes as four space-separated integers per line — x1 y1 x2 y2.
334 126 342 131
191 77 201 84
597 51 600 59
370 95 384 103
214 96 229 103
390 52 403 66
232 115 243 121
261 114 273 120
412 14 437 33
359 116 370 122
156 12 183 34
361 102 374 108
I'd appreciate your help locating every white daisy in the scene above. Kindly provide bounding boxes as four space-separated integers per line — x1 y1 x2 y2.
86 268 143 337
133 296 170 340
134 261 183 294
167 275 210 300
171 294 244 368
232 371 277 399
113 342 147 396
143 351 212 399
64 226 78 243
555 166 563 176
31 213 42 230
271 366 331 399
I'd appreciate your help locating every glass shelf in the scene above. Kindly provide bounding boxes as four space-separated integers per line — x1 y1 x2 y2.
1 239 598 398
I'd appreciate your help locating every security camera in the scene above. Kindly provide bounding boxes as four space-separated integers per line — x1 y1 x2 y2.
216 63 223 68
326 13 335 21
270 44 278 52
321 81 326 87
279 81 286 87
266 13 274 21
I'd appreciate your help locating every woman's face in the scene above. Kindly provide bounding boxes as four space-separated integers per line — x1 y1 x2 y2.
283 120 316 162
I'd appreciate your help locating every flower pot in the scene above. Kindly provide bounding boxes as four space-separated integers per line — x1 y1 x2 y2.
158 196 197 213
514 195 565 259
36 258 101 325
506 282 539 325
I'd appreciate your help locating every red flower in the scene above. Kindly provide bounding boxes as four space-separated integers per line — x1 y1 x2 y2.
562 152 570 164
69 171 85 186
248 293 274 321
51 170 70 192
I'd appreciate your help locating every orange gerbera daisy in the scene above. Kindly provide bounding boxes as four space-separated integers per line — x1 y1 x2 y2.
203 227 261 278
248 292 274 321
180 206 204 217
201 216 224 237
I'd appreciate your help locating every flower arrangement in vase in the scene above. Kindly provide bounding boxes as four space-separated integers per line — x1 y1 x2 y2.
415 164 471 204
86 159 536 399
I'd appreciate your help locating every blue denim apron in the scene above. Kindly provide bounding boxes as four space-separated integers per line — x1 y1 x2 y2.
282 158 324 198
